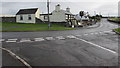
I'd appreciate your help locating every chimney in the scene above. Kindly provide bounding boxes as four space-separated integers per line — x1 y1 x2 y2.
55 4 60 11
66 7 70 12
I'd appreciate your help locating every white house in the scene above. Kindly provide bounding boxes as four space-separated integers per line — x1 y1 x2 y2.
75 12 90 21
41 4 76 26
16 8 42 24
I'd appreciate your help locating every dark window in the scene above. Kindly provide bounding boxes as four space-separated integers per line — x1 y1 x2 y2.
44 16 48 20
20 15 23 20
28 15 32 20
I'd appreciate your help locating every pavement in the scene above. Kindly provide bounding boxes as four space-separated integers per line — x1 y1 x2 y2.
1 19 119 67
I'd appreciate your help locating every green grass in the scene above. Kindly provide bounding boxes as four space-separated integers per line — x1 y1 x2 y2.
114 28 120 33
109 18 120 21
1 22 75 31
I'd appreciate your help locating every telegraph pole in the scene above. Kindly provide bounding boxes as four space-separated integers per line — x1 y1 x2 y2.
94 11 96 16
47 0 50 29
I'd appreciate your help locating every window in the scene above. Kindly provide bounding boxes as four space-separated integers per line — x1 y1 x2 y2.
44 16 48 20
20 15 23 20
28 15 32 20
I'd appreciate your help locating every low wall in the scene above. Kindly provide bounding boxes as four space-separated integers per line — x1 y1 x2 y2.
0 17 16 23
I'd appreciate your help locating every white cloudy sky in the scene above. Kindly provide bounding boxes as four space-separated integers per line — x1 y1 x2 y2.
1 0 120 16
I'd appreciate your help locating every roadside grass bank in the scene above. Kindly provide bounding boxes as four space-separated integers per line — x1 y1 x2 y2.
1 22 76 32
113 28 120 34
107 18 120 23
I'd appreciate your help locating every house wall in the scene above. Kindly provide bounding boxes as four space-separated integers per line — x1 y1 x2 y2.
35 9 40 19
50 10 66 22
16 14 35 23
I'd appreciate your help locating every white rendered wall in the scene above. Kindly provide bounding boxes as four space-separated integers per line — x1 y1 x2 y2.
16 14 35 23
35 9 40 19
50 10 66 22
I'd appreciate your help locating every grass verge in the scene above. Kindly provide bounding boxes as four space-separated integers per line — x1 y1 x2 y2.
114 28 120 33
1 22 75 32
109 18 120 22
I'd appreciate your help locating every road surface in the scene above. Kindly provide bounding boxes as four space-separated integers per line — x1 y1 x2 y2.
1 19 119 67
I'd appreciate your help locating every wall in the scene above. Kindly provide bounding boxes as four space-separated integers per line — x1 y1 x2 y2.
16 14 35 23
35 9 40 19
50 10 66 22
1 17 16 23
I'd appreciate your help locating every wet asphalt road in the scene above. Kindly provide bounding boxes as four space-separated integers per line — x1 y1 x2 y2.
1 19 119 67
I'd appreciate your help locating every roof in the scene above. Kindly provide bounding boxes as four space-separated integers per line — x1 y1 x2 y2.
40 13 52 15
16 8 38 15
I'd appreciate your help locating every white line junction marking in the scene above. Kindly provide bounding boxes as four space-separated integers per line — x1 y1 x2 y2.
34 38 45 41
6 38 18 43
0 47 32 68
0 39 5 42
75 37 117 54
20 38 32 42
56 36 65 40
66 35 76 39
45 37 55 40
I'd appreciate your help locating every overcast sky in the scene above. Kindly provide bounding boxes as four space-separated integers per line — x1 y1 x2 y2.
1 0 119 16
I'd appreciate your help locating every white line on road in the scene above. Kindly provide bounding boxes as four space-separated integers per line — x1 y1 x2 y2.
8 39 18 40
75 37 117 54
6 40 17 43
66 35 77 39
98 32 103 34
56 36 65 40
20 38 32 42
90 33 94 35
84 34 88 35
6 38 18 43
94 33 98 35
34 38 45 41
103 30 112 33
0 47 32 68
75 35 82 37
45 37 55 40
0 39 5 42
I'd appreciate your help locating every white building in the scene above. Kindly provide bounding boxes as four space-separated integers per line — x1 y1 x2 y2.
75 12 90 21
16 8 42 24
41 4 76 26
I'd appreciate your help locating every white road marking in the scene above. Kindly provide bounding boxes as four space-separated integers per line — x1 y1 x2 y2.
75 35 82 37
90 33 94 35
7 39 17 40
0 47 32 68
0 39 5 42
94 33 98 34
20 38 32 42
84 34 88 36
45 37 55 40
6 39 17 43
66 35 76 39
103 30 112 33
98 32 103 34
56 36 65 40
6 40 16 43
34 38 45 41
75 37 117 54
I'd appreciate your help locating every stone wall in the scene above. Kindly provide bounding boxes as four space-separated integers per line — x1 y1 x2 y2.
1 17 16 23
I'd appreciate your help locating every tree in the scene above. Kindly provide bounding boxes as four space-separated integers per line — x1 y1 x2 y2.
79 11 84 18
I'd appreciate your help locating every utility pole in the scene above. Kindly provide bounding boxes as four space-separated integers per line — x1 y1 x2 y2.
108 13 109 18
47 0 50 29
94 11 96 16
